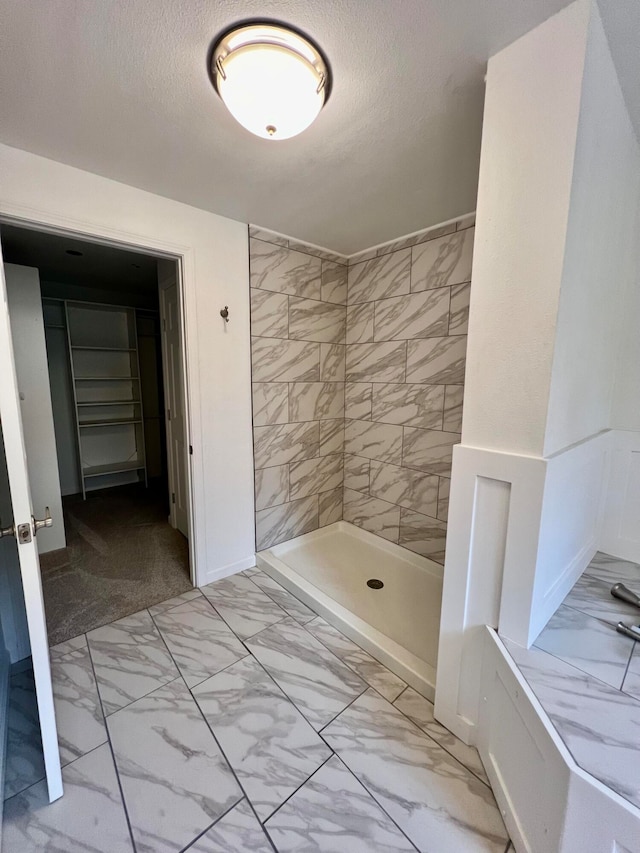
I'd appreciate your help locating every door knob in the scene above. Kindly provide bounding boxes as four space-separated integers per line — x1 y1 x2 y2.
0 521 15 539
32 507 53 536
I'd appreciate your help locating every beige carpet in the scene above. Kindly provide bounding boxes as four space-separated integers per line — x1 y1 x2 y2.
40 483 191 646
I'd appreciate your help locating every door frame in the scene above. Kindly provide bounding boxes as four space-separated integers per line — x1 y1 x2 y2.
157 262 189 538
0 215 198 585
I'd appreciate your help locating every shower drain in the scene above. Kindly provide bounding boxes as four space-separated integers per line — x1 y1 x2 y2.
367 578 384 589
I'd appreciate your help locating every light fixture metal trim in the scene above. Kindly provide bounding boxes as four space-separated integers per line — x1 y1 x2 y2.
211 22 331 140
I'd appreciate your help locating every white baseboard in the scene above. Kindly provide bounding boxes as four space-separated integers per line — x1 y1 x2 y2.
530 536 597 641
198 554 256 586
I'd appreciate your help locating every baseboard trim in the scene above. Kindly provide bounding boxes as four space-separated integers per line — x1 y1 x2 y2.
199 555 256 586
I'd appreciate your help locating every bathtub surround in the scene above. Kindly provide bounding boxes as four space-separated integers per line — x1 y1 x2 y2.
343 219 473 562
250 217 473 556
250 228 348 550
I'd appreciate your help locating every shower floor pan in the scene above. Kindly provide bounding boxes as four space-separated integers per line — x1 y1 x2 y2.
257 520 443 700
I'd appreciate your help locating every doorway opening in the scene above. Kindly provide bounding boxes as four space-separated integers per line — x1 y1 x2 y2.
0 225 193 646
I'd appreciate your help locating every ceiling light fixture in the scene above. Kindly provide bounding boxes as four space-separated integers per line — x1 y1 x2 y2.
211 23 331 140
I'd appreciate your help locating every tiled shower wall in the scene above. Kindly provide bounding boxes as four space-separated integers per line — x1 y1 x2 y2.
343 216 474 563
250 215 474 559
249 228 348 550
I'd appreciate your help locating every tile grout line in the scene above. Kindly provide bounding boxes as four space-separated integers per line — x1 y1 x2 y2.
84 635 138 853
186 672 280 852
320 743 423 853
240 623 365 737
390 690 491 789
298 617 408 705
260 751 335 827
176 797 250 853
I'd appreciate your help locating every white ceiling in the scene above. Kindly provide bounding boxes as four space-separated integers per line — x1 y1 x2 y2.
0 1 638 254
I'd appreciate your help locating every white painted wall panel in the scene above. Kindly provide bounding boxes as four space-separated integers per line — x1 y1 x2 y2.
461 0 589 457
544 3 640 456
0 143 255 583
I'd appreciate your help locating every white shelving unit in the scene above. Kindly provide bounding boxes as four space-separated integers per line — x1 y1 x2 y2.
65 301 148 498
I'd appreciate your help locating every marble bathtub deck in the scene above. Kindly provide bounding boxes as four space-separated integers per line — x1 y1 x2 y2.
3 568 510 852
502 551 640 814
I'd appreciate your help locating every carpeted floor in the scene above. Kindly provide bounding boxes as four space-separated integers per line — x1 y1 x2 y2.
40 483 192 646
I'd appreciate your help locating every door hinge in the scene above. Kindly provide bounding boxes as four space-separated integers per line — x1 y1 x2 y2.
171 492 176 504
162 318 166 331
167 408 171 421
189 445 193 455
17 523 32 544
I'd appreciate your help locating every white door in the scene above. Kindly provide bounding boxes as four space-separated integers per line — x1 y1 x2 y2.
0 251 62 801
159 267 189 538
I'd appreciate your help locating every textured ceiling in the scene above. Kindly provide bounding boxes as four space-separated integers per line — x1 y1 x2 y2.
0 0 638 254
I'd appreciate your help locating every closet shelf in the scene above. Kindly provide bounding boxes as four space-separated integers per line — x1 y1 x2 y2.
72 346 136 352
74 375 140 381
79 418 143 428
65 300 148 498
82 461 146 477
76 400 141 406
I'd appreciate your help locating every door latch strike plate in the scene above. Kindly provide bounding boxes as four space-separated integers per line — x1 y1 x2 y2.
17 523 32 544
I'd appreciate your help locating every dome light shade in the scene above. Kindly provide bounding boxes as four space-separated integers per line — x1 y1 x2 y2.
212 24 330 140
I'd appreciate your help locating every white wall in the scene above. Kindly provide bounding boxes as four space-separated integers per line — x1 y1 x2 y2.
0 143 255 584
5 264 66 553
544 3 640 456
437 0 640 740
461 0 589 458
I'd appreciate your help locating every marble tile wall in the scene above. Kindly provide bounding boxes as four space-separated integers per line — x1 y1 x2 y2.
343 217 474 562
250 215 474 558
250 230 347 549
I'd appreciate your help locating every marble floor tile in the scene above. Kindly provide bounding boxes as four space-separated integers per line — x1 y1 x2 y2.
2 743 133 853
393 687 489 784
583 551 640 586
50 634 107 766
193 656 331 821
305 617 406 702
265 754 415 852
151 597 248 687
186 800 273 852
202 572 286 639
504 639 640 810
323 689 507 853
3 669 45 800
147 587 203 616
242 566 261 577
249 572 316 624
621 644 640 701
534 604 632 689
107 677 241 853
87 609 179 715
562 573 640 624
245 617 367 730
